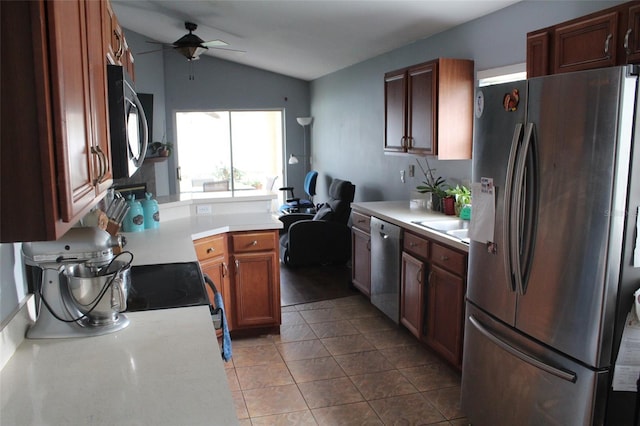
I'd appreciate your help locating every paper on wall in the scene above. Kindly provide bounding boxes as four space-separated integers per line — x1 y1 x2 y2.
612 310 640 392
469 178 496 244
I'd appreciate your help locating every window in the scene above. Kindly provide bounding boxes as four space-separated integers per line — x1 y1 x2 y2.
477 63 526 87
175 110 283 195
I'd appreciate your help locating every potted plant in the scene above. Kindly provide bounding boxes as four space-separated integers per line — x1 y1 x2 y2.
446 184 471 216
415 158 448 212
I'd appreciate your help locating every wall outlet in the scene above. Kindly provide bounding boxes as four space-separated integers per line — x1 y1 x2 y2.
196 204 213 215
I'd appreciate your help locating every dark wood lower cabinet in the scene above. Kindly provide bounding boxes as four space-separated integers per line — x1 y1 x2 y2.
425 264 465 369
400 252 425 338
400 230 467 370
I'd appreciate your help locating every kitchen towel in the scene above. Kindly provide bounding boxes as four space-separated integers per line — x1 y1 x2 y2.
214 291 232 362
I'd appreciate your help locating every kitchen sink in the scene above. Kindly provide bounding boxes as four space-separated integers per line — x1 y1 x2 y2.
413 219 469 232
412 219 470 244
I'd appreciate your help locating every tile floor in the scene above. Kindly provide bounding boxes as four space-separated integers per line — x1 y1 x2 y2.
223 294 468 425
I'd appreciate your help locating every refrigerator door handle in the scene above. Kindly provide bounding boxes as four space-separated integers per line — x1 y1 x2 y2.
503 123 524 292
469 315 577 383
510 123 535 295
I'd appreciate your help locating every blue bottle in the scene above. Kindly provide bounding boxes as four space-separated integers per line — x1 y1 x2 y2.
123 195 145 232
142 192 160 229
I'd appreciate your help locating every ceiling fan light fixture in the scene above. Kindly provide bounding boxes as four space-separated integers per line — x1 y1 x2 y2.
175 45 208 61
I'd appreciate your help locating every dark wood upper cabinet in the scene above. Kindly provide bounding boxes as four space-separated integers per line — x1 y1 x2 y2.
554 12 618 74
626 4 640 62
527 1 640 77
384 58 474 160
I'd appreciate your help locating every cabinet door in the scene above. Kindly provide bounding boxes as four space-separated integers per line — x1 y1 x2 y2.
384 69 407 152
400 252 425 338
232 251 281 328
553 11 619 74
407 62 436 155
527 31 550 78
425 264 464 368
200 256 233 332
626 5 640 63
47 0 99 221
351 227 371 297
86 0 112 194
104 0 124 65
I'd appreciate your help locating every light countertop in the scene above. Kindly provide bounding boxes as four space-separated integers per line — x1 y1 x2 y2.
1 208 282 425
0 306 238 426
351 200 469 252
122 212 283 266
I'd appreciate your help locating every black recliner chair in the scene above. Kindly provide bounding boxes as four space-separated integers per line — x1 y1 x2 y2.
279 178 356 267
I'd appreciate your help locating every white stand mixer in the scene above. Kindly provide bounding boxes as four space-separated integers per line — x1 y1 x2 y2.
22 227 132 339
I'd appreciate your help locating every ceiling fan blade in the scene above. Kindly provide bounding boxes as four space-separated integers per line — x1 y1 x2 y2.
202 39 228 47
136 47 166 55
209 47 246 54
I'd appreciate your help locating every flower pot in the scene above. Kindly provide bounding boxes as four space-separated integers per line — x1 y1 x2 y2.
443 196 456 215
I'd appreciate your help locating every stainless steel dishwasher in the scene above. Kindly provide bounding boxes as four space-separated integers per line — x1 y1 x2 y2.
370 217 403 323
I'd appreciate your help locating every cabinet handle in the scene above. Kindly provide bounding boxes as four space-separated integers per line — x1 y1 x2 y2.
114 30 124 59
90 146 105 185
251 240 258 246
440 255 449 261
407 136 414 149
604 33 613 57
235 259 239 272
206 247 215 254
427 270 434 287
409 242 419 247
222 262 228 278
625 28 633 54
366 239 371 251
97 146 107 182
417 266 423 284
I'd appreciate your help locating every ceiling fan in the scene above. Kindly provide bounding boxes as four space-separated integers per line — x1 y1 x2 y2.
141 21 244 62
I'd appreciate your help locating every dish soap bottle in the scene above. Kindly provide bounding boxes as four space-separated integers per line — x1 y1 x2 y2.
123 195 145 232
142 192 160 229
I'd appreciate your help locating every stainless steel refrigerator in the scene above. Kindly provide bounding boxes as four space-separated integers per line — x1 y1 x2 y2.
461 66 640 425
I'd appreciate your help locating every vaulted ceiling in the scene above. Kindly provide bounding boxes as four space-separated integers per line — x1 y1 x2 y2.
112 0 520 81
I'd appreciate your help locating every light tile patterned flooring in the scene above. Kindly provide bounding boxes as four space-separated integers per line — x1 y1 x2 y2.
224 294 469 425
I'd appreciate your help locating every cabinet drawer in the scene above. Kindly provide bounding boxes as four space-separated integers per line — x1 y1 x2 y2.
232 231 276 253
351 211 371 233
194 234 226 261
403 232 429 259
430 243 466 275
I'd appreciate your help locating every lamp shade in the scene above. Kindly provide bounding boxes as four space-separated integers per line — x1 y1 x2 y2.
296 117 313 126
288 154 299 165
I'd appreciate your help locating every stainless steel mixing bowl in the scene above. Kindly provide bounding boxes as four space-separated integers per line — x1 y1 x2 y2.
65 260 130 326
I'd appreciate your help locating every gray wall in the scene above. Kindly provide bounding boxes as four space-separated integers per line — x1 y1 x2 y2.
310 0 622 201
123 29 311 196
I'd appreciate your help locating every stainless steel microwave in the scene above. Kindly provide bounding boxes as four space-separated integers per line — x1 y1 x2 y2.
107 65 148 178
